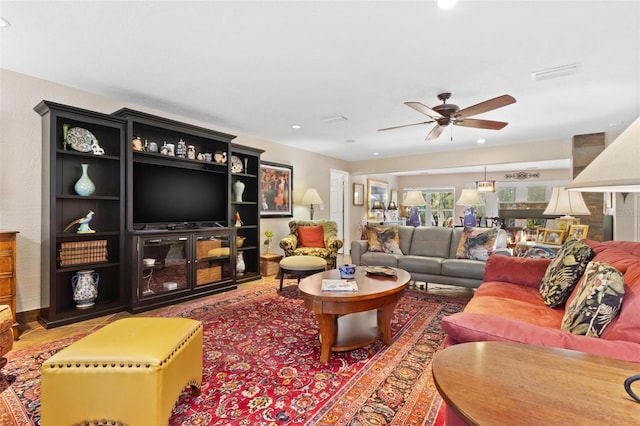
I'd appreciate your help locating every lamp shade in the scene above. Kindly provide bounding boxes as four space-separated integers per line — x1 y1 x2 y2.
371 200 385 210
566 116 640 192
456 189 484 206
387 201 398 210
543 187 591 216
403 191 427 206
301 188 323 205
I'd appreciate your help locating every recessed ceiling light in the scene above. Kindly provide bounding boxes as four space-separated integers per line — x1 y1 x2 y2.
291 124 301 129
477 138 486 144
373 152 380 156
437 0 457 9
0 18 10 28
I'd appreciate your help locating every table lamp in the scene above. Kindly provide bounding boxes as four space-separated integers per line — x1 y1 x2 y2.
371 199 385 220
543 187 590 232
387 200 398 221
301 188 323 220
456 189 484 227
403 191 427 227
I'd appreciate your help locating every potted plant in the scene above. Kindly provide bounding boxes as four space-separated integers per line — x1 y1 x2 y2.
263 230 274 254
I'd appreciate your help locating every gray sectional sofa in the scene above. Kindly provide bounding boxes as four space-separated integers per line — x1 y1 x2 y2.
350 226 509 289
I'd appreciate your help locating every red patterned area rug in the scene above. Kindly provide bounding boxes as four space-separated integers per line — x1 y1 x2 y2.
0 281 466 425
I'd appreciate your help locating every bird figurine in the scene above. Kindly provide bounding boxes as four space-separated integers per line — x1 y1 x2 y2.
64 210 95 233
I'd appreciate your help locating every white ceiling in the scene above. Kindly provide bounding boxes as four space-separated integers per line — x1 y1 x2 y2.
1 1 639 170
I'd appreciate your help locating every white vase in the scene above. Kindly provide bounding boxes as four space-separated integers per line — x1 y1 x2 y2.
71 270 99 309
236 251 245 276
233 180 245 202
74 163 95 196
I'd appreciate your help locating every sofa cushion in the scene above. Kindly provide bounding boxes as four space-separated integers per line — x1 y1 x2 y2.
455 227 500 261
398 226 415 255
464 293 565 329
398 255 443 275
484 255 552 289
360 252 400 268
409 227 452 258
561 261 625 338
442 259 486 280
539 238 594 308
297 226 325 248
365 225 403 254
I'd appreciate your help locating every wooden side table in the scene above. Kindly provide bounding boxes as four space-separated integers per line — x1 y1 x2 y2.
260 253 282 277
0 231 18 339
432 342 640 424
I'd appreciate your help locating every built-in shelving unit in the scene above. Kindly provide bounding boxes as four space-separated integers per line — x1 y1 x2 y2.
35 101 127 328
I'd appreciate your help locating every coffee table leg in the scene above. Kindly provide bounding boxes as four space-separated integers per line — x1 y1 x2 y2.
315 313 337 364
378 302 398 345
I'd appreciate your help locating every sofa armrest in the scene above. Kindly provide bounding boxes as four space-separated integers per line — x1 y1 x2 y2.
326 236 343 252
483 254 551 289
350 240 368 265
279 234 298 256
442 312 640 363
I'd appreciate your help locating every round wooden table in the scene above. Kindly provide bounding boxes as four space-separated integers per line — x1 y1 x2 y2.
432 342 640 425
298 266 410 363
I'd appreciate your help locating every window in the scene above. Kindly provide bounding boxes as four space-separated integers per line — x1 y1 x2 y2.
403 188 454 226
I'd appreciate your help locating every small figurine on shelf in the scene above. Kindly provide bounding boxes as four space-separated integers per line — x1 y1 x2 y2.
64 210 95 233
132 136 144 151
91 139 105 155
235 211 243 227
62 123 70 150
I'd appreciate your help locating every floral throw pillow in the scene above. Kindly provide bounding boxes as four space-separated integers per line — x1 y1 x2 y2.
366 226 403 254
539 238 594 308
455 227 499 261
561 261 625 337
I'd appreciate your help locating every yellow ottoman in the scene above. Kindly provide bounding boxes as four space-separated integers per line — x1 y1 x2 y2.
41 317 203 426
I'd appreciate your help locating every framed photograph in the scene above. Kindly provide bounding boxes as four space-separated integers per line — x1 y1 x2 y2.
542 229 564 245
260 161 293 218
569 224 589 240
353 183 364 206
367 179 389 218
536 228 546 242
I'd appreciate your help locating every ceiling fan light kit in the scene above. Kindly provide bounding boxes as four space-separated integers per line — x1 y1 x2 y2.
379 92 516 141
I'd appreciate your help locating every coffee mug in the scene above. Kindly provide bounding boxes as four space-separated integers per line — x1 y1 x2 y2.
625 374 640 403
339 263 356 279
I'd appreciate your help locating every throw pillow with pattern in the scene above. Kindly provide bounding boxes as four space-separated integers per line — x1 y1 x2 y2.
539 238 594 308
455 227 499 261
561 261 625 337
366 225 403 254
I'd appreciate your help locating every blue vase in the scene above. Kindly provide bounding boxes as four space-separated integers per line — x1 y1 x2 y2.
74 163 95 196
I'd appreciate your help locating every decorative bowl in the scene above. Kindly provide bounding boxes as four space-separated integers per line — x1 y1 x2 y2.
339 263 356 279
236 236 246 248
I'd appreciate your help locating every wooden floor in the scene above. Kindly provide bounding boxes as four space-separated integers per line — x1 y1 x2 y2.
12 254 475 352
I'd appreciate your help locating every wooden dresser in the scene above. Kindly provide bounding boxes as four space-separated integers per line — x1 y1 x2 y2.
0 231 18 339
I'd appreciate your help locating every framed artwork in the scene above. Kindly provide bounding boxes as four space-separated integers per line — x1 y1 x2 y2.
260 161 293 218
367 179 388 218
569 224 589 240
353 183 364 206
542 229 564 245
536 228 546 242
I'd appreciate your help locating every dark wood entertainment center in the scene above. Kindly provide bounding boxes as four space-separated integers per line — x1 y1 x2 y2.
36 101 263 327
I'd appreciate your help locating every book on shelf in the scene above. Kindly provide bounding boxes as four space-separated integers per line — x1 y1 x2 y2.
321 279 358 292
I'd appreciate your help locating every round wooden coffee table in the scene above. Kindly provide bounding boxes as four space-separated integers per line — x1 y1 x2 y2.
298 266 410 363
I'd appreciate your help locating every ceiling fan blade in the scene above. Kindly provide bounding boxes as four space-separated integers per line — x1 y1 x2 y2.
455 118 508 130
378 120 433 131
426 125 445 140
455 94 516 118
405 102 444 119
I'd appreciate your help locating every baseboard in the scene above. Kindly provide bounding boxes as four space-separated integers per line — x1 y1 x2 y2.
16 309 40 325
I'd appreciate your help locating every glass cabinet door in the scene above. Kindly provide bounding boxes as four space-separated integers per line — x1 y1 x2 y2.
140 235 189 297
195 233 233 286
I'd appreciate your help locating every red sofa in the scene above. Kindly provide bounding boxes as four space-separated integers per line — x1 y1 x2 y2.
442 239 640 363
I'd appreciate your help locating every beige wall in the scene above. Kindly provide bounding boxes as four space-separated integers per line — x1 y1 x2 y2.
0 69 348 313
1 68 635 314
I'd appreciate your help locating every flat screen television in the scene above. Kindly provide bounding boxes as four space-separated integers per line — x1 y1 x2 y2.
132 162 227 228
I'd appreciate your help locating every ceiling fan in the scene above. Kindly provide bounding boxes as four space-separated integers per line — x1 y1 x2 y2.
379 92 516 141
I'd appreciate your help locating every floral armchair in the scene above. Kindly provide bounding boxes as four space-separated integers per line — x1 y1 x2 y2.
279 220 344 270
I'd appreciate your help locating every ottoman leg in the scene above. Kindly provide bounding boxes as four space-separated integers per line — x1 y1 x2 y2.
0 357 6 369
